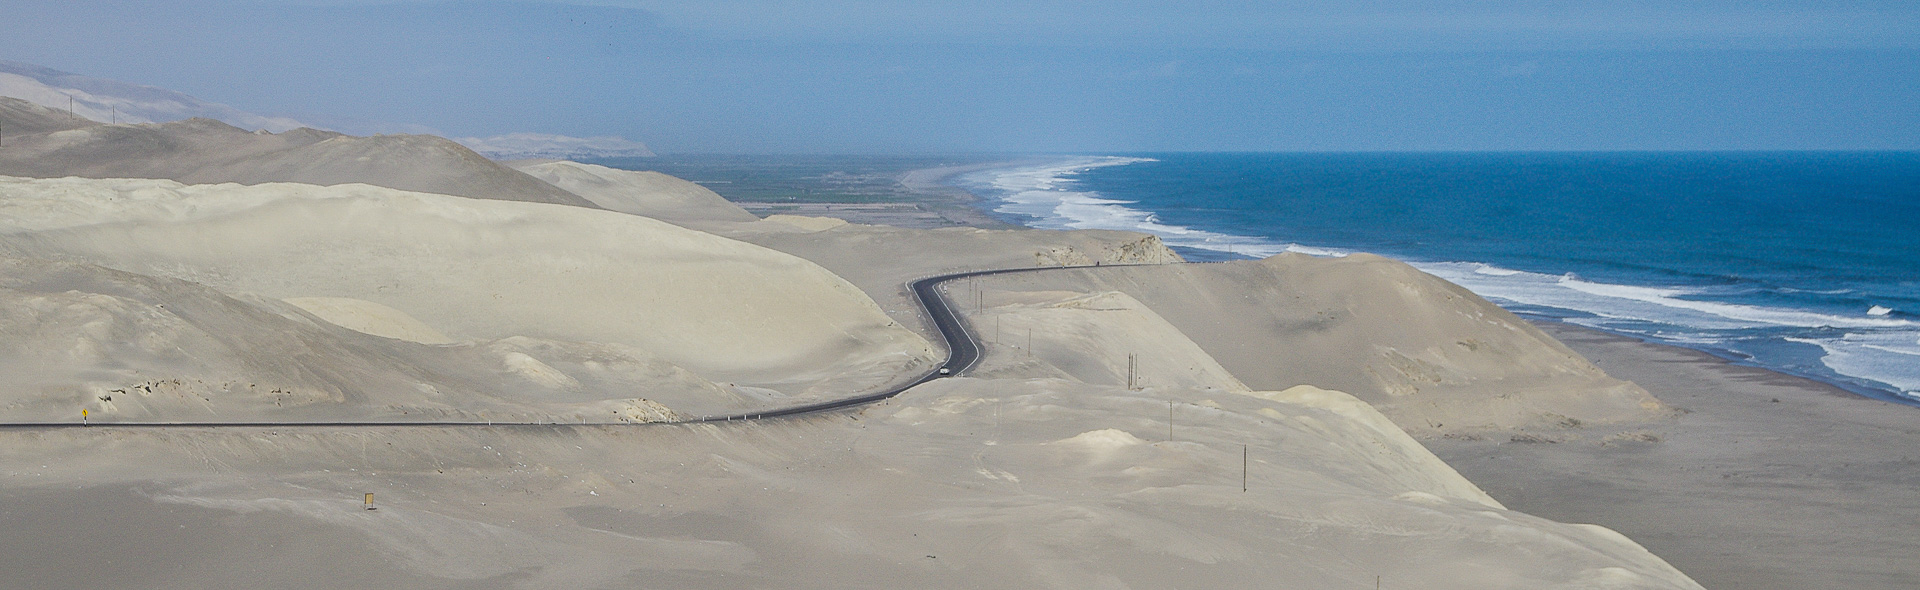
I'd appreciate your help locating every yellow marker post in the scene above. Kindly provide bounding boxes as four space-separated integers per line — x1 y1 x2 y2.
81 408 88 426
364 493 376 511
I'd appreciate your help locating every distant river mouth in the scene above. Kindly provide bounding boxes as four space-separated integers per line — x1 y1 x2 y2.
947 152 1920 406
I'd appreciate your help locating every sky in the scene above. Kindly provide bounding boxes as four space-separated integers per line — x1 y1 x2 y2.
3 0 1918 153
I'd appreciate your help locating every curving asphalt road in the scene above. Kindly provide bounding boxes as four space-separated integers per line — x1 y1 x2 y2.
0 264 1100 430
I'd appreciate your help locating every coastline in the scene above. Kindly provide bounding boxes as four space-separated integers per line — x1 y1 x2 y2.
909 160 1920 587
909 154 1920 406
1430 321 1920 589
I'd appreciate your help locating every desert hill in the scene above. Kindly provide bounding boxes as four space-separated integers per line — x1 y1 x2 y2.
0 175 936 411
979 253 1666 436
0 124 1708 585
511 160 758 223
0 97 593 207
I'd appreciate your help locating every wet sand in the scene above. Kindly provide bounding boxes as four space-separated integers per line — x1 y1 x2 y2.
1427 322 1920 589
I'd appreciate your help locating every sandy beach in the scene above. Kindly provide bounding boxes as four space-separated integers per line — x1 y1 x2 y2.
1430 322 1920 589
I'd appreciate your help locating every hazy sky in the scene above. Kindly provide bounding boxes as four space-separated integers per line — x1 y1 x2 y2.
4 0 1918 152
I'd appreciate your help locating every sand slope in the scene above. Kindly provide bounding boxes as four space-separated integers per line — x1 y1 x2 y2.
0 175 935 401
988 253 1664 435
0 378 1701 589
966 289 1251 392
512 160 758 223
0 95 95 135
0 98 593 208
0 256 738 421
710 218 1182 342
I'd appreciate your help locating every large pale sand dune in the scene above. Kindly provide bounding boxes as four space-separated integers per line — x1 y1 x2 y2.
0 256 740 422
0 175 935 400
0 98 593 208
511 160 759 223
964 288 1250 392
983 253 1665 435
281 296 458 345
0 378 1700 589
707 217 1182 336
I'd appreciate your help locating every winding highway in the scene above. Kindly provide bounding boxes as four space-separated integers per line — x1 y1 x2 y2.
0 264 1091 430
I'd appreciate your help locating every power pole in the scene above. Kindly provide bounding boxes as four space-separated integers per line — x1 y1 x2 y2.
1167 401 1174 442
1242 445 1248 492
1126 353 1137 390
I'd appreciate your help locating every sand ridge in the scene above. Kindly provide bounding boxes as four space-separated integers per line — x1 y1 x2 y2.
0 139 1714 587
979 253 1667 436
0 97 594 207
0 175 937 415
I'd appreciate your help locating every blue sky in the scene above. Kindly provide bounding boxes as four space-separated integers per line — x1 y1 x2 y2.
4 0 1918 152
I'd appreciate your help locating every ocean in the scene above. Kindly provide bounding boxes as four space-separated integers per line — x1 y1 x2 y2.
951 152 1920 405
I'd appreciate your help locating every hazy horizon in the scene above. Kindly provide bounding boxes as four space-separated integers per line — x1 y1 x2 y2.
5 0 1917 153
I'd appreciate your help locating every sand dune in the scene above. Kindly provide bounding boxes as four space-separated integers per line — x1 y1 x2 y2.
0 175 936 403
511 160 757 223
966 289 1250 392
0 128 1710 587
984 253 1665 435
708 217 1182 339
0 256 743 422
0 98 593 207
281 297 457 345
0 378 1700 589
0 95 95 135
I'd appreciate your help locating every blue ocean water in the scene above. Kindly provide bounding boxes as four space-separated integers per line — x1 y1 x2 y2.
953 152 1920 404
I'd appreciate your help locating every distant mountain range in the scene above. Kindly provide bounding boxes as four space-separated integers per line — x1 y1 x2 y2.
0 60 652 159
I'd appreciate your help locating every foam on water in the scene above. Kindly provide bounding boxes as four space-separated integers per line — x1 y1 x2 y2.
1787 334 1920 400
960 157 1325 259
955 155 1920 403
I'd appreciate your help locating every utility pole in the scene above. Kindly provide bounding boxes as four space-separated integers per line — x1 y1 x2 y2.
1242 445 1248 492
1126 353 1137 390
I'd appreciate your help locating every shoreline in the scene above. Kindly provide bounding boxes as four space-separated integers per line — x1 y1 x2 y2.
1429 320 1920 589
907 158 1915 408
902 157 1920 586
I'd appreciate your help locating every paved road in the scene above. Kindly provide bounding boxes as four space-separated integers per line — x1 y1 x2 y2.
0 264 1096 430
